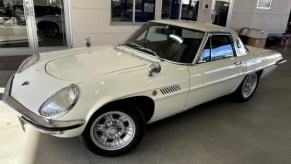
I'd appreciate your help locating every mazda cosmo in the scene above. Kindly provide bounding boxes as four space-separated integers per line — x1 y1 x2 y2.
3 20 286 156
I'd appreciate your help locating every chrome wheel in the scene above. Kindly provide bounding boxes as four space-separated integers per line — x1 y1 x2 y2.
242 73 258 98
90 111 136 151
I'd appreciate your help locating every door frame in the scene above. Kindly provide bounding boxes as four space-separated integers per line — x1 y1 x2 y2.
0 0 72 56
210 0 234 27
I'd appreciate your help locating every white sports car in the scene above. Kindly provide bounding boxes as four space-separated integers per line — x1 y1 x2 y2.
3 20 286 156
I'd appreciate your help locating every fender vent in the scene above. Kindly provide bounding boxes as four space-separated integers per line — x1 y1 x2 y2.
160 85 181 95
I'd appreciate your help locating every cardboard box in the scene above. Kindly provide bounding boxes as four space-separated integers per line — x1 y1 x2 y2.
247 37 266 48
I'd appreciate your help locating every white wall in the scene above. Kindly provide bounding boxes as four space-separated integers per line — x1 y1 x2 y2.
229 0 291 35
70 0 214 47
70 0 140 47
70 0 291 47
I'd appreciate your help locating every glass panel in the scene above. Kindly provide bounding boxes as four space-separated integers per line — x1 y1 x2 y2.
135 0 155 22
181 0 199 21
145 26 168 42
199 38 211 63
111 0 133 22
33 0 67 47
124 22 205 63
162 0 180 19
213 0 229 26
0 0 29 48
210 35 234 61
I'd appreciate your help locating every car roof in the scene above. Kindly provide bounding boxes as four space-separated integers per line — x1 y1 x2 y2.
150 19 234 33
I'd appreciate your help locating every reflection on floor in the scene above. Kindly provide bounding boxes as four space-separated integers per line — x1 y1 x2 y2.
0 47 291 164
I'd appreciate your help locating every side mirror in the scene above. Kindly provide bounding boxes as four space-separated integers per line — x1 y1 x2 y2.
148 62 161 76
84 37 91 47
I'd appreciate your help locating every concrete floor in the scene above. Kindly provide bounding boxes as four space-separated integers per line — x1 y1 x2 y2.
0 47 291 164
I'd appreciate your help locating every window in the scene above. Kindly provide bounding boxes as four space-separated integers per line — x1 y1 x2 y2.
199 39 211 62
111 0 156 23
257 0 272 9
145 26 168 41
182 29 204 39
162 0 199 21
123 22 205 63
198 34 235 63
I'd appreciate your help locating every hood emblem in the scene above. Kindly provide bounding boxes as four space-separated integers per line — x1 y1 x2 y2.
21 81 29 87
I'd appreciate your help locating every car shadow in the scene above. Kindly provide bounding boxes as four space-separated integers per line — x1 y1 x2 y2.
27 96 241 164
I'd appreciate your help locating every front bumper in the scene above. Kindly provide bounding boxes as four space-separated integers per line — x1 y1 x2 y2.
2 75 85 133
275 59 287 65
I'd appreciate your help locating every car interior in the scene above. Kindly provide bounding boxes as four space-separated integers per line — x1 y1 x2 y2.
129 23 205 64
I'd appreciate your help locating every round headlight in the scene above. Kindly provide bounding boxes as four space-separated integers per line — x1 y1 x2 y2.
17 54 40 74
39 85 79 118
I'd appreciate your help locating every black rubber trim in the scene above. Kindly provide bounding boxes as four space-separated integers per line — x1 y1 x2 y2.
20 117 82 132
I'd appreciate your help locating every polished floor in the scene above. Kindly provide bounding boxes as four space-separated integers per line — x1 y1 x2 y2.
0 47 291 164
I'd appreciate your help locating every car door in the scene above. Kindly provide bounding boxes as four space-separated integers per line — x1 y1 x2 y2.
185 33 243 108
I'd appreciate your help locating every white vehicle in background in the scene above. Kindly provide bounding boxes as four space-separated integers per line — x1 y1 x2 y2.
35 15 64 38
0 5 63 46
0 17 28 45
3 20 286 157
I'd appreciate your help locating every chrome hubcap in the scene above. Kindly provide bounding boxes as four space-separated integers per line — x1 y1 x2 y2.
242 73 257 98
90 111 135 150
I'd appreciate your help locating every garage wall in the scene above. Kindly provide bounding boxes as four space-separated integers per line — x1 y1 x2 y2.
70 0 214 47
70 0 291 47
70 0 140 47
229 0 291 34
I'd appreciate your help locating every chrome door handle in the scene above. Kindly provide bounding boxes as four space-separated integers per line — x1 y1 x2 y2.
234 61 241 66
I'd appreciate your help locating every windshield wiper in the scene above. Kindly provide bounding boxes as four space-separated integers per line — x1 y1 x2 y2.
123 42 163 61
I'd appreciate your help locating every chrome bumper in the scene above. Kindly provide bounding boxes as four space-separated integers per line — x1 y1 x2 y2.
2 75 85 132
275 59 287 65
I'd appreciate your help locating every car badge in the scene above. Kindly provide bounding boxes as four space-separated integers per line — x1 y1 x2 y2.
21 81 29 87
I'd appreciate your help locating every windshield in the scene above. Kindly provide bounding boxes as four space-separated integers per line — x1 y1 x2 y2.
122 22 205 63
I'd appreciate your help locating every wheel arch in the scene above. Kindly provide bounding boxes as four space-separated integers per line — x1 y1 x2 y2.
37 21 59 31
257 69 263 78
89 96 155 124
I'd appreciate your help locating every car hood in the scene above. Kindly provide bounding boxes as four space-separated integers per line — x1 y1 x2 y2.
46 46 150 81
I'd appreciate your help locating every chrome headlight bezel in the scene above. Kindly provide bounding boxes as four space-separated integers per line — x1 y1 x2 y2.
39 84 79 119
17 54 40 74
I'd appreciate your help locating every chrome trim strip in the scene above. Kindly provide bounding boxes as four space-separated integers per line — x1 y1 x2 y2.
2 75 84 131
275 59 287 65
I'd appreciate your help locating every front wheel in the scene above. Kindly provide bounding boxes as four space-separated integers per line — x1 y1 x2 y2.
81 105 145 156
234 72 259 102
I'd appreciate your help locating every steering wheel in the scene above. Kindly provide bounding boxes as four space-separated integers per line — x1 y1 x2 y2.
138 39 163 58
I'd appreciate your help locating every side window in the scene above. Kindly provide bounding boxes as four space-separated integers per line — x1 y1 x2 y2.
198 34 235 64
199 38 211 63
210 35 234 61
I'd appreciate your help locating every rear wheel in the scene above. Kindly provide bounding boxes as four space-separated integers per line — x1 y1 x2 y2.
43 23 59 38
81 105 145 156
234 72 259 102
